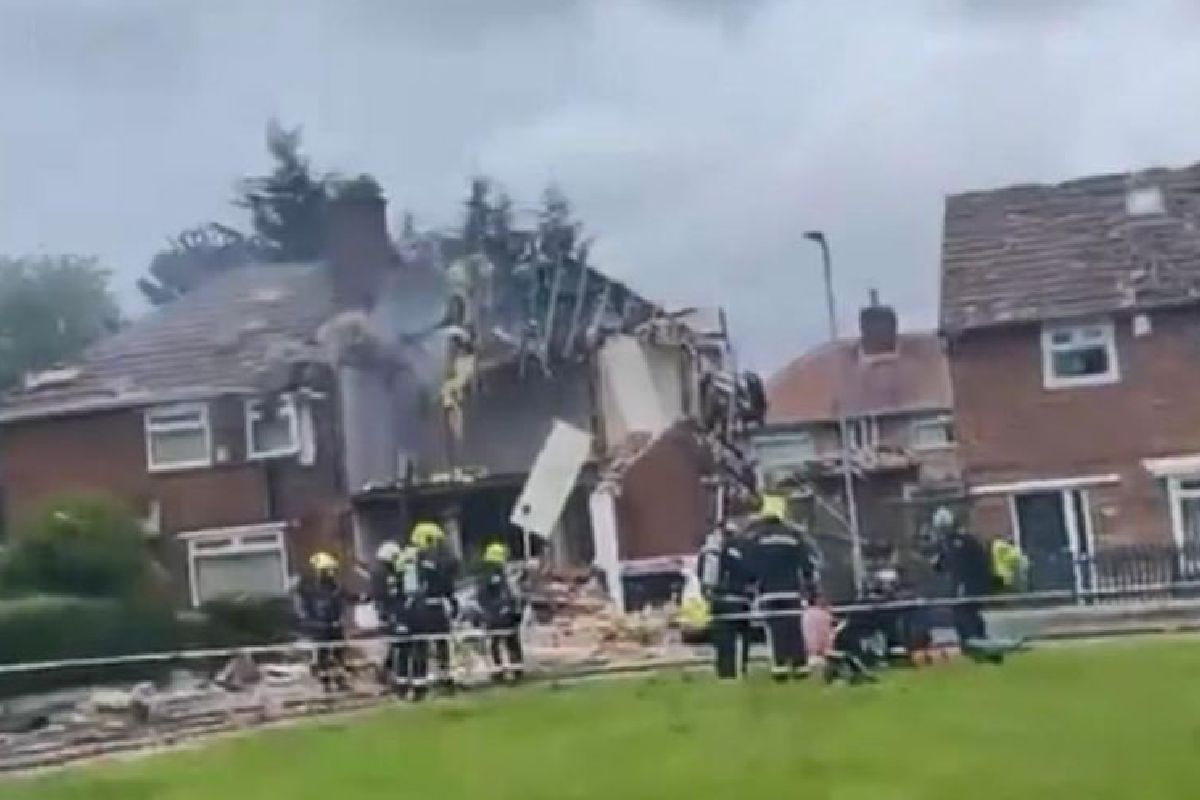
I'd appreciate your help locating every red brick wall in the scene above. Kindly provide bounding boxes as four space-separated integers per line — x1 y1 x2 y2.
950 308 1200 545
0 397 348 603
615 425 712 560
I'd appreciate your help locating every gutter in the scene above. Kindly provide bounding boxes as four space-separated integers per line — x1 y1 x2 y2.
0 386 258 425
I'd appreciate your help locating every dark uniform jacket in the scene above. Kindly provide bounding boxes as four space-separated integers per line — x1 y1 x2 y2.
298 575 345 632
934 530 992 597
745 518 818 597
477 563 520 623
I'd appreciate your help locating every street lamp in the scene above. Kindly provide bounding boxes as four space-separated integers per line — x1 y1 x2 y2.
803 231 865 590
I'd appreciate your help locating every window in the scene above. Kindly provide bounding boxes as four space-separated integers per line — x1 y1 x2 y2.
246 395 300 459
755 432 815 470
145 403 211 471
1041 320 1119 388
846 417 878 450
1126 185 1164 217
910 416 954 450
184 524 289 607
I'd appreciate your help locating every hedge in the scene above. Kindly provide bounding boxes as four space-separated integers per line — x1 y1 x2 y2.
0 595 180 699
0 595 299 699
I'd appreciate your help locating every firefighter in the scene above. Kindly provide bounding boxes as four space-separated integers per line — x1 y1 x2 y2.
297 551 349 693
929 506 993 649
476 541 525 682
697 520 754 679
370 541 412 695
746 492 819 681
408 521 460 699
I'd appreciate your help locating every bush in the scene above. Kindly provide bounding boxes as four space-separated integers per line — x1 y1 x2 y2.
0 494 150 598
0 595 180 698
192 596 296 647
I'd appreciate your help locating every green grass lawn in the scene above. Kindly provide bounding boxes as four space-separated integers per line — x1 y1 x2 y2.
6 639 1200 799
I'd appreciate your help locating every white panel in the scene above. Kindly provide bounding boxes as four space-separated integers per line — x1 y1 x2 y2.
589 488 624 613
599 335 671 437
510 420 593 537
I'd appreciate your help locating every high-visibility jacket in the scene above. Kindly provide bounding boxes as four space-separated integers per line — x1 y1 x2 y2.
990 538 1026 590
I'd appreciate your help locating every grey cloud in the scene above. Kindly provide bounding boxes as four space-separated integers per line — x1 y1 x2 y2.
2 0 1200 372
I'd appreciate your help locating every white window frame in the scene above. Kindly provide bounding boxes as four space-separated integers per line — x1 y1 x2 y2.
144 402 212 473
910 415 954 451
1008 487 1097 596
245 394 301 460
1041 319 1120 389
846 416 879 451
755 431 816 469
181 523 290 608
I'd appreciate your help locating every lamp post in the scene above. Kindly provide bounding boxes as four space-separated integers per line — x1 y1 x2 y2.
803 230 865 590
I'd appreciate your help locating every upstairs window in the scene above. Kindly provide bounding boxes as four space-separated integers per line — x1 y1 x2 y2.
1041 320 1119 389
755 432 816 471
246 395 300 459
911 416 954 450
145 403 211 472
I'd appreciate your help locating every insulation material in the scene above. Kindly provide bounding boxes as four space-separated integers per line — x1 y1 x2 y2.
510 420 593 537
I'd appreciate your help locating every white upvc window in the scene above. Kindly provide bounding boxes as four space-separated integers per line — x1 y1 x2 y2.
846 417 879 451
755 431 816 470
910 415 954 451
246 394 300 459
1041 320 1120 389
145 403 211 472
182 523 290 607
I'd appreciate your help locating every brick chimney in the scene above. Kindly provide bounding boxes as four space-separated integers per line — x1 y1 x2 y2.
859 289 898 356
326 176 393 310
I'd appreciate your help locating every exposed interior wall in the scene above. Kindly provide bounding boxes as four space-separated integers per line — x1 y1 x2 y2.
615 424 713 560
598 336 687 453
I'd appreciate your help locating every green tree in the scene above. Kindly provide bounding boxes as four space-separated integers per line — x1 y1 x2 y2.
137 222 266 306
0 255 121 391
236 119 329 262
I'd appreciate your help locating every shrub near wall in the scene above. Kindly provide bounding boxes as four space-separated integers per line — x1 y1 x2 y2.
0 596 180 699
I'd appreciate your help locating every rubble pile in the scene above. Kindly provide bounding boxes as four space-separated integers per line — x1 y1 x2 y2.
524 569 685 668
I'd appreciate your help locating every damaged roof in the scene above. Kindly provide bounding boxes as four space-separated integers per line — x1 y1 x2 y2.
1 264 333 422
941 162 1200 333
766 333 951 424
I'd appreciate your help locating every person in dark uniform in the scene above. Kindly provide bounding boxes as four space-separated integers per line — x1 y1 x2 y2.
746 492 819 681
297 552 349 693
476 541 525 682
408 521 460 699
697 520 755 679
370 541 415 695
929 506 993 650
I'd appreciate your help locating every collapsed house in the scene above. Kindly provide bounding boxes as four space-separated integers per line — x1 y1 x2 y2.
335 181 763 609
0 178 761 610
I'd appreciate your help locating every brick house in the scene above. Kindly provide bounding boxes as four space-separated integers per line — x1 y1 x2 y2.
754 295 959 564
0 185 742 609
941 163 1200 591
0 262 345 607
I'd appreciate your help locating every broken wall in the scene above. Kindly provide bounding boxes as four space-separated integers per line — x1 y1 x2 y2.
417 360 596 479
614 422 713 560
597 336 690 453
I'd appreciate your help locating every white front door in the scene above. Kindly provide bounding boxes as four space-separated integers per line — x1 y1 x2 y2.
1167 476 1200 571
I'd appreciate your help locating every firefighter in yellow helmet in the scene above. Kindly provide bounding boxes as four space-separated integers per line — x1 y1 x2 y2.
297 551 349 692
476 541 525 682
745 491 820 681
406 521 461 699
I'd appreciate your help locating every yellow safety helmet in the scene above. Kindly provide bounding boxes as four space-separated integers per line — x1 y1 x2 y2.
483 541 508 565
309 551 338 573
410 521 445 549
757 493 789 522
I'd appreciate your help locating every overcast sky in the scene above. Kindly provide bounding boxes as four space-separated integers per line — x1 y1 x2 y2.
3 0 1200 371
